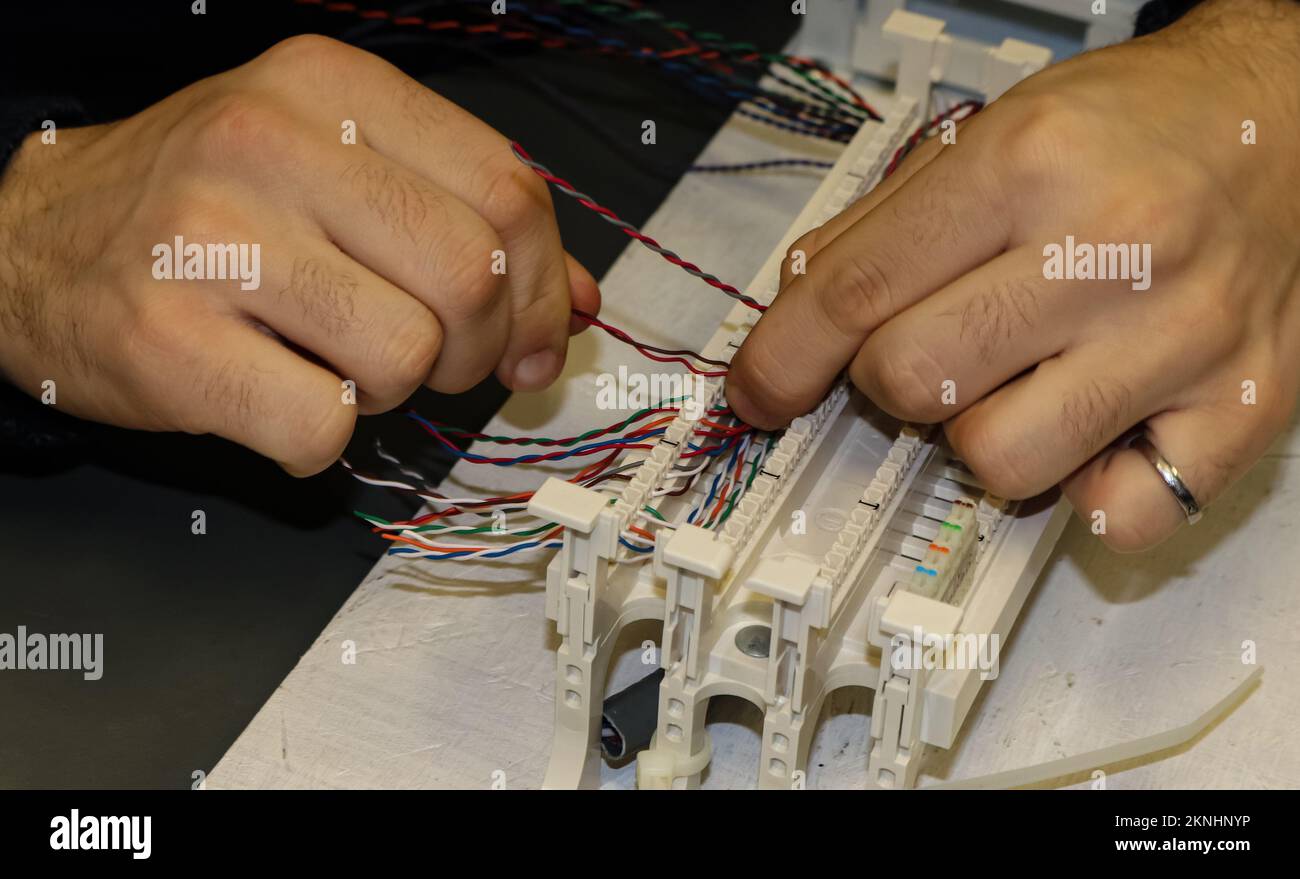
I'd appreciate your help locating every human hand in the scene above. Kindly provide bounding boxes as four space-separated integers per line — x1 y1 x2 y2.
727 0 1300 550
0 35 599 475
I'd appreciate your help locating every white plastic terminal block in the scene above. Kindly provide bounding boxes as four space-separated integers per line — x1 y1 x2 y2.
662 524 734 579
880 588 965 643
868 588 966 788
851 4 1063 97
529 12 1068 790
746 556 822 608
530 478 608 532
882 9 952 103
983 38 1053 100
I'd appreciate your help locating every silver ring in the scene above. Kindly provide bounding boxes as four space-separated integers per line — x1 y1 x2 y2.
1130 433 1202 525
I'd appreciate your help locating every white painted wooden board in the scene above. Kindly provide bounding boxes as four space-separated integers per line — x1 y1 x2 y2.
208 97 1299 792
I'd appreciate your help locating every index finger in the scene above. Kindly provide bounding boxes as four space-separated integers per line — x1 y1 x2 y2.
728 145 1009 429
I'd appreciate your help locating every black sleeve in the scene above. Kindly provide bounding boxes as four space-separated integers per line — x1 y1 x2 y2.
1135 0 1210 36
0 97 85 169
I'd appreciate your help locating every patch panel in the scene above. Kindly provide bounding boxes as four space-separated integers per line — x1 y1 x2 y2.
527 10 1068 789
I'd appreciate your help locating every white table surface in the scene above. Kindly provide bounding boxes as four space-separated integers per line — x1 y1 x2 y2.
208 98 1298 792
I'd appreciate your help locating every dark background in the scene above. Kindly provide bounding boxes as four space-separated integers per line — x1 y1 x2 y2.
0 0 799 788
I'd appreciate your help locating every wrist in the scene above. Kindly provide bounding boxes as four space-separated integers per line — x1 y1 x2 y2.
1154 0 1300 234
0 132 48 392
1172 0 1300 104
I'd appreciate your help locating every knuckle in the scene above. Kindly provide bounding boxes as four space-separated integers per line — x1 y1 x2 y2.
438 231 507 322
192 93 296 167
1177 283 1245 359
817 249 894 332
258 34 360 78
945 417 1039 500
1103 186 1198 268
117 305 201 413
377 312 442 393
990 93 1077 186
117 292 197 359
858 338 945 421
477 156 551 236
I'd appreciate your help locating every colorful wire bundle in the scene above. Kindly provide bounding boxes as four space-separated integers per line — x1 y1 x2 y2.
530 0 883 134
412 400 722 449
346 446 619 560
294 0 879 143
350 401 766 563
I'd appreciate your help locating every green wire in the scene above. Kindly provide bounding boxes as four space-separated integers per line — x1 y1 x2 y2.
771 59 871 116
713 435 778 528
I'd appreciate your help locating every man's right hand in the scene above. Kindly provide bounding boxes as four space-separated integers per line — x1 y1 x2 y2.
0 35 599 474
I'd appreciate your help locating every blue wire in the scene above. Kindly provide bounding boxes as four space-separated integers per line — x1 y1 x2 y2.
688 436 744 525
388 538 564 561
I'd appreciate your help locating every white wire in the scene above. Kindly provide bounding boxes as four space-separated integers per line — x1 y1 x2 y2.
374 440 436 488
389 541 563 562
341 460 526 507
353 417 773 565
652 457 713 497
634 509 676 529
394 523 559 541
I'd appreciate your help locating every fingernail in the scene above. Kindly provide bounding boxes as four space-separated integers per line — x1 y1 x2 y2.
511 349 561 391
726 382 776 430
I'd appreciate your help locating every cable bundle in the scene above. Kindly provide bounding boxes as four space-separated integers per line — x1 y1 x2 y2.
294 0 879 144
348 399 772 563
